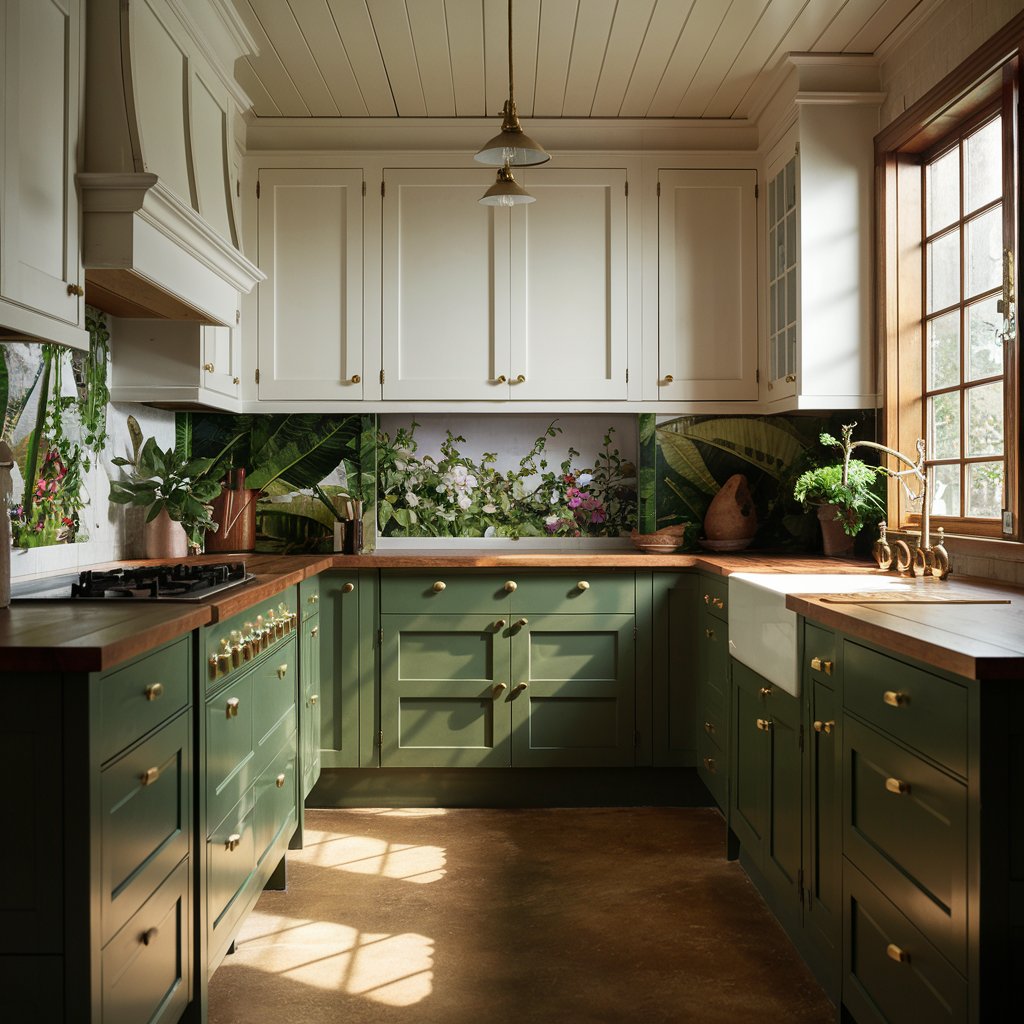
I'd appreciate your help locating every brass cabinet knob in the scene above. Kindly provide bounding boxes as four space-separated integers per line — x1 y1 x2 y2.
491 374 508 384
494 618 507 629
310 694 319 705
702 755 717 774
662 374 674 384
513 374 526 384
785 373 797 382
577 580 590 591
310 625 319 638
432 581 446 592
810 657 834 676
275 773 286 788
759 686 773 697
226 833 242 852
512 681 529 694
703 593 710 604
704 627 715 639
884 777 909 795
504 580 518 592
756 718 772 731
203 362 215 372
141 927 159 946
813 720 835 735
140 766 161 786
232 376 240 385
492 682 508 697
883 690 908 707
350 374 361 384
277 664 288 679
66 283 85 296
703 721 716 735
226 697 240 718
886 943 909 964
144 682 164 701
514 617 529 627
342 582 355 593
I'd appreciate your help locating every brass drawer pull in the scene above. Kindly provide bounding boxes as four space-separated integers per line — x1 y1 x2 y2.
702 755 716 774
886 942 909 964
141 927 159 946
885 777 909 795
66 282 85 296
226 833 242 852
810 657 833 675
703 593 710 604
144 682 164 701
662 374 674 384
712 597 724 609
203 362 215 372
514 617 528 628
310 625 319 638
275 773 286 788
511 682 529 695
490 374 507 384
494 618 507 629
140 766 161 786
310 694 319 705
342 582 355 593
277 664 289 679
759 686 773 697
703 721 716 735
349 374 361 384
504 580 518 592
577 580 590 591
756 718 772 731
513 373 526 384
308 593 320 604
492 682 508 697
226 697 240 718
704 627 715 639
883 690 908 707
812 720 835 735
432 581 446 592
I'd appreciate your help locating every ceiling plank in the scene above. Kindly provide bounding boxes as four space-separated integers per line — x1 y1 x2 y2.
511 0 541 116
561 0 617 116
648 0 729 117
447 0 487 116
232 0 311 116
814 0 888 51
848 0 929 52
325 0 397 116
674 0 771 116
367 0 427 115
248 0 339 115
534 0 580 116
619 0 696 117
287 0 367 116
484 0 509 117
235 57 282 117
408 0 457 116
591 0 657 116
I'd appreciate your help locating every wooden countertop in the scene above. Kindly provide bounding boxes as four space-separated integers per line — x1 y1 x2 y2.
786 577 1024 681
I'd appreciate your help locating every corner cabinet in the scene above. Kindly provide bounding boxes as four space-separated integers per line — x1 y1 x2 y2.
381 167 628 402
656 169 757 402
0 0 88 349
256 167 364 400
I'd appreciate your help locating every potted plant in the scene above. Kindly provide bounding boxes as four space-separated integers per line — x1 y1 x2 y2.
109 419 221 556
793 425 885 555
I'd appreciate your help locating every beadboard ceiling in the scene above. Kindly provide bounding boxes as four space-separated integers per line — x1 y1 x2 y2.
230 0 935 121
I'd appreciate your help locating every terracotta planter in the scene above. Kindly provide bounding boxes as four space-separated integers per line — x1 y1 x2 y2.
816 503 855 557
144 509 189 559
205 488 260 553
703 473 758 550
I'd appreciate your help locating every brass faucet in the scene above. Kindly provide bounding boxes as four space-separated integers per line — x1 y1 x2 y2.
838 428 949 579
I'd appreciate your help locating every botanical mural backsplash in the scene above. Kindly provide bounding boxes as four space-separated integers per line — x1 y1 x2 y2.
375 416 638 539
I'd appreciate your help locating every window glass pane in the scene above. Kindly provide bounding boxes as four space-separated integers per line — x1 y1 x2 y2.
775 175 784 222
787 326 796 377
768 176 776 224
786 211 797 268
786 271 797 327
964 117 1001 214
966 381 1003 456
965 205 1002 298
927 230 960 312
967 295 1002 380
785 158 796 211
966 461 1003 517
926 147 960 234
776 232 786 277
929 392 961 459
929 464 960 517
926 310 960 389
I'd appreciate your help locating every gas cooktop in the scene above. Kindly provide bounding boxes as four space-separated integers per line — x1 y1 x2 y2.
11 562 255 601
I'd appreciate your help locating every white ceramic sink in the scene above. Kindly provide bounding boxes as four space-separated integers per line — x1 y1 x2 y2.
727 573 914 697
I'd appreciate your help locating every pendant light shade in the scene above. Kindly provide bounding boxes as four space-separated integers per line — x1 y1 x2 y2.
479 163 535 206
475 0 550 168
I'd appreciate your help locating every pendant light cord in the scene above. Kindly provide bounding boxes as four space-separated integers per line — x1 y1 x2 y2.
507 0 515 111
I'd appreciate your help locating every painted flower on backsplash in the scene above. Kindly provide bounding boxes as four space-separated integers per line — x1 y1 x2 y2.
377 421 636 539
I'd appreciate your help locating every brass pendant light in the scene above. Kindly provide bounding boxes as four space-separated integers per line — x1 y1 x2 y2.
476 0 550 177
479 162 535 206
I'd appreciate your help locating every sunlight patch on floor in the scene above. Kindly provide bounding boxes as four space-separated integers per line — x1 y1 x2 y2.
302 832 447 884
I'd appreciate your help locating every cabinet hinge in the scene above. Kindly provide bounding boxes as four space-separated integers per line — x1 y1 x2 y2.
797 868 804 906
255 367 260 384
754 183 759 199
380 369 385 385
362 180 366 197
381 181 386 198
236 180 240 197
378 627 384 646
798 723 804 752
625 368 629 384
378 729 383 747
634 729 642 747
256 180 261 199
235 309 240 325
633 625 638 641
624 181 629 197
656 181 661 197
755 368 760 384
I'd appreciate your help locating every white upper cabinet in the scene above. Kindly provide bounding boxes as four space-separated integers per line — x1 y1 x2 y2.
762 105 879 410
657 169 758 402
381 166 627 403
0 0 88 350
257 168 364 400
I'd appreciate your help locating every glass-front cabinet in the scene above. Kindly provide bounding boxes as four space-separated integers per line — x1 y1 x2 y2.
767 153 798 393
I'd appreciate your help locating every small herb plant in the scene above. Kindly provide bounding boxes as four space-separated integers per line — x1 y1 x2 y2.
109 418 222 551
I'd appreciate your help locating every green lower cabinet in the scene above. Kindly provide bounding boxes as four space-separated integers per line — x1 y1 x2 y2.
651 573 699 767
380 610 635 768
696 574 729 809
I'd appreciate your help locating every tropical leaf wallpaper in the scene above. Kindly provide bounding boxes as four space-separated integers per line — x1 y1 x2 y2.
638 411 879 552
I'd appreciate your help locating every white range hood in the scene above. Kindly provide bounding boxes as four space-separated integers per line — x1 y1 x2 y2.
80 0 263 325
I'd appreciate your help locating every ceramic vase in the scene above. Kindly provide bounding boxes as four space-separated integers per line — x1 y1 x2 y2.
144 509 189 560
816 503 855 557
205 488 259 553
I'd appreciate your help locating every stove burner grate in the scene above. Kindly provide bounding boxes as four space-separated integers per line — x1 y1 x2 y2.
71 562 249 599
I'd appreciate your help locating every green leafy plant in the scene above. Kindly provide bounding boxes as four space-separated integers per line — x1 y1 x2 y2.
109 422 222 551
793 426 886 537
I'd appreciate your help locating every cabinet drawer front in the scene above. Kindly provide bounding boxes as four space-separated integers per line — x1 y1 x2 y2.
804 623 836 681
101 712 190 944
509 573 634 614
844 718 967 971
298 575 320 623
700 576 728 621
844 640 966 776
251 635 298 775
208 792 257 936
698 726 727 811
844 861 967 1024
254 734 298 869
698 616 729 705
205 673 255 830
381 572 510 613
699 695 726 758
102 858 190 1024
99 637 190 764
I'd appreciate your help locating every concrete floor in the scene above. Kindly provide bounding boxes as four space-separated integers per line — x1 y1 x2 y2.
208 807 835 1024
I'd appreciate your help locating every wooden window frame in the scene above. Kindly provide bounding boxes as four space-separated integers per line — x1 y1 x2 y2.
877 16 1024 545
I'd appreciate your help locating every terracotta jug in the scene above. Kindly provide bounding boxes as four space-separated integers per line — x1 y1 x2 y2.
704 474 758 544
